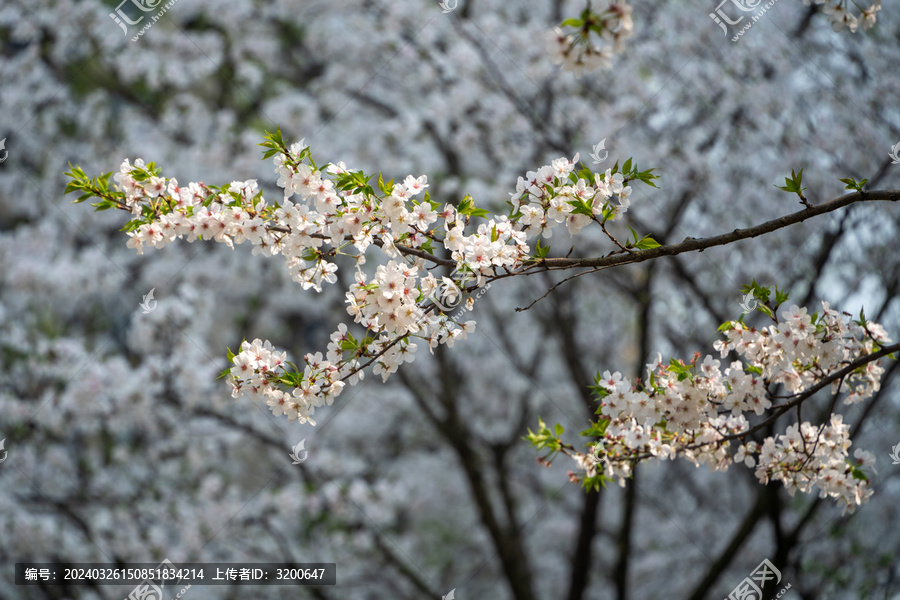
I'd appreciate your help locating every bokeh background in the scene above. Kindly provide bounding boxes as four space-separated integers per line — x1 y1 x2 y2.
1 0 899 598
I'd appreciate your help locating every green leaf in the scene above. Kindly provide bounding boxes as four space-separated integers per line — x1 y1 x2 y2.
581 473 610 492
627 225 638 244
757 304 775 319
560 18 583 28
120 219 144 233
301 248 320 262
635 167 660 188
635 235 661 250
775 168 807 196
580 418 610 437
741 279 771 304
577 166 594 182
587 23 605 37
525 417 563 452
566 198 594 217
377 173 394 195
457 195 489 219
774 285 790 307
838 177 868 192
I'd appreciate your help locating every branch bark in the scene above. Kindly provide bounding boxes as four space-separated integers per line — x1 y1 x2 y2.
523 190 900 271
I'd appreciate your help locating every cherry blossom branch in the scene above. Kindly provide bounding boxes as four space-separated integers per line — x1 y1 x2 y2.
372 237 455 267
524 190 900 271
631 340 900 456
65 136 897 494
741 340 900 436
510 189 899 310
529 292 896 513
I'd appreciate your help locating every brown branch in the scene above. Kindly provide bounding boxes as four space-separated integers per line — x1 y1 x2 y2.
512 190 899 310
728 340 900 442
371 236 456 267
598 217 633 254
522 190 900 271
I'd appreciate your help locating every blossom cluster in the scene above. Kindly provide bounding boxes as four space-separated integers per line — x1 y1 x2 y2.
67 133 656 424
803 0 881 32
555 301 892 513
545 2 634 76
546 1 881 76
511 156 633 238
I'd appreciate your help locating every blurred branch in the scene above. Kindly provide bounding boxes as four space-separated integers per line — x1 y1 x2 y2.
614 473 638 600
685 487 770 600
397 347 537 600
372 532 442 598
546 284 605 600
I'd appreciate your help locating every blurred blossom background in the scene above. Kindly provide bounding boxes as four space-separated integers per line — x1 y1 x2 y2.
0 0 899 598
